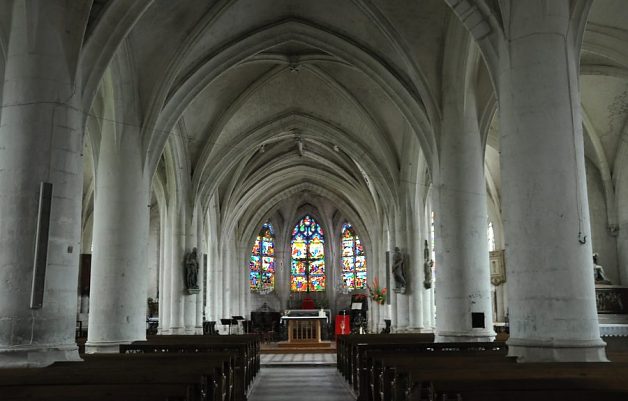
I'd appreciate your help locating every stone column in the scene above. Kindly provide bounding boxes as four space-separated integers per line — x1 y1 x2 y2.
423 198 435 330
498 1 606 362
183 207 197 335
195 214 206 334
159 208 172 333
237 243 247 317
168 206 186 334
408 228 425 330
207 198 222 323
239 242 250 319
86 125 150 353
0 0 87 367
221 237 233 320
396 206 412 330
183 293 196 334
204 204 216 322
433 85 494 342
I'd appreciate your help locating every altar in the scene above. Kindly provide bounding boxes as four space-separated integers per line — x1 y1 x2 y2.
281 309 330 344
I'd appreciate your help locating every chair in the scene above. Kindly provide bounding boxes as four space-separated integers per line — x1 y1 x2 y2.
261 313 276 343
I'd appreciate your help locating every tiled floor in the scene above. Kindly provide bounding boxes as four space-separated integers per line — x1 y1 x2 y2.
261 353 337 365
248 367 355 401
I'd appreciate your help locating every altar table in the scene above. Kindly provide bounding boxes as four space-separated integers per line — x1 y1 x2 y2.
281 316 327 343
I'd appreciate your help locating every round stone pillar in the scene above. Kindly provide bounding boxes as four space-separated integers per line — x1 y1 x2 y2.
498 1 606 362
221 241 233 319
85 130 150 353
158 209 173 333
168 208 186 334
434 91 495 342
0 1 86 367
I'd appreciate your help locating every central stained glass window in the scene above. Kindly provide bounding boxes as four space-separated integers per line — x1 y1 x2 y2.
290 215 326 292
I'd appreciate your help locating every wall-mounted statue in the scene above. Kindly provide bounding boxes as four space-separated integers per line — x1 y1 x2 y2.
593 252 611 285
392 246 407 294
423 240 434 289
184 247 200 292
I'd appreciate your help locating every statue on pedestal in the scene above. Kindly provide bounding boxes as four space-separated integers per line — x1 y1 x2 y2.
184 247 200 292
392 246 407 294
423 240 434 289
593 253 612 285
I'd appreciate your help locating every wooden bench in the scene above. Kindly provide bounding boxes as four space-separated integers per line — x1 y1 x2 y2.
369 352 628 401
353 342 506 401
361 343 507 401
145 334 261 375
123 335 261 401
0 352 234 401
368 351 511 401
408 361 628 401
336 333 434 383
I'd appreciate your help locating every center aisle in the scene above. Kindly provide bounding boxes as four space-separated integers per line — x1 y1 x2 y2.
248 367 356 401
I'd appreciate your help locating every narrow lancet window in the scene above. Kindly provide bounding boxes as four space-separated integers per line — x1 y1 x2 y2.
341 222 366 290
250 223 275 292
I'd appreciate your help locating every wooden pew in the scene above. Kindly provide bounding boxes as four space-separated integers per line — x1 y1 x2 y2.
355 342 506 401
0 352 234 401
145 334 261 375
123 335 260 401
369 352 511 401
336 333 434 383
406 361 628 401
131 334 260 390
364 344 507 401
146 335 261 371
370 352 628 401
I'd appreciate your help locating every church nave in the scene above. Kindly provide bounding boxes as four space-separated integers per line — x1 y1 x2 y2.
248 367 354 401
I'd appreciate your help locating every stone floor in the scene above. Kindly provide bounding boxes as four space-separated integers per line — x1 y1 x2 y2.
260 353 337 366
248 366 355 401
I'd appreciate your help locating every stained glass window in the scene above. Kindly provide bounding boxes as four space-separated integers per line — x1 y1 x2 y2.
250 223 275 292
341 222 366 290
290 215 326 292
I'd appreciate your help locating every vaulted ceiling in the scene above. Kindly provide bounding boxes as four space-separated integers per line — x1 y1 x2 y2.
80 0 628 241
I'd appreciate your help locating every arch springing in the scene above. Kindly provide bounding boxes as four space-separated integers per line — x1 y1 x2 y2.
291 215 326 292
341 222 366 290
250 223 275 292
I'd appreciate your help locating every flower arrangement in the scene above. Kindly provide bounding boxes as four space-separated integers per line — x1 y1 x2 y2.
367 277 387 305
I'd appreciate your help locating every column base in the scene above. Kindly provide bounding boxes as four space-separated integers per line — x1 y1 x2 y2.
394 327 431 333
85 340 127 354
169 326 185 335
0 344 81 368
507 337 609 362
435 330 496 342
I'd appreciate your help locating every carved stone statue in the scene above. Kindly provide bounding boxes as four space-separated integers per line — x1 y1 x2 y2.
593 253 611 285
185 247 199 290
423 240 434 289
392 246 407 294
